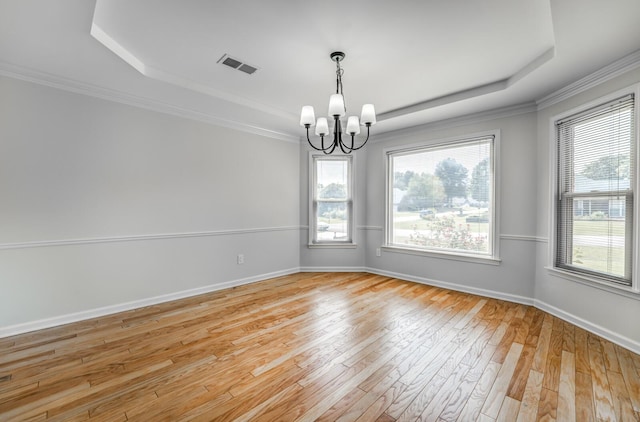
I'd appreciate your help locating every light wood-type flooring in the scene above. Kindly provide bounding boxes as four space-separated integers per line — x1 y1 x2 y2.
1 272 640 421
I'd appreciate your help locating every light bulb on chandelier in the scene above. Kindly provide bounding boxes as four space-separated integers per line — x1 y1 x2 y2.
300 52 376 154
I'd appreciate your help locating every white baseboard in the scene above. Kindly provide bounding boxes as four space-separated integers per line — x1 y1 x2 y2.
364 267 534 306
365 267 640 354
534 299 640 355
299 266 366 272
0 267 300 338
363 267 640 354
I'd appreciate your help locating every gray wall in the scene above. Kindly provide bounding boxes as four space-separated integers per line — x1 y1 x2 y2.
0 75 301 331
534 68 640 349
3 64 640 351
362 112 538 302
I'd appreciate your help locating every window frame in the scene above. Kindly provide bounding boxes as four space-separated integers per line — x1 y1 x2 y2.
308 152 356 248
549 84 640 293
383 130 501 263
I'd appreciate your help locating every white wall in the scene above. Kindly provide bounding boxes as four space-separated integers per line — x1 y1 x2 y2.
0 75 301 333
534 68 640 350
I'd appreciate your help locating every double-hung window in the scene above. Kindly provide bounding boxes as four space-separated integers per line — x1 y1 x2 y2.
555 92 636 287
310 155 353 245
386 133 498 260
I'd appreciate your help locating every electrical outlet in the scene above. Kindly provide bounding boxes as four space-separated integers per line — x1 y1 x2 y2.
237 254 244 264
376 248 381 257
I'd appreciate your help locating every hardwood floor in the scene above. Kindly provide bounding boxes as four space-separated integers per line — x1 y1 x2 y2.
1 272 639 421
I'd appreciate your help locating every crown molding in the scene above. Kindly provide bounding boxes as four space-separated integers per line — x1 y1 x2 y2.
0 60 300 144
372 102 537 144
536 49 640 110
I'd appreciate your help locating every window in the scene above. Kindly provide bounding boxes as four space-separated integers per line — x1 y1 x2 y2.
555 93 636 286
386 133 498 260
310 155 353 245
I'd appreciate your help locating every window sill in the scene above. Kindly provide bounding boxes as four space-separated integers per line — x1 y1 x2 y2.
308 243 357 249
545 267 640 299
382 245 501 266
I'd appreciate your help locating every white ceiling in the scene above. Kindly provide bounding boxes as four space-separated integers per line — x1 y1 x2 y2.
1 0 640 141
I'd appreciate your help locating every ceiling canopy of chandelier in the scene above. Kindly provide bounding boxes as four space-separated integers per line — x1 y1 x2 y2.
300 52 376 154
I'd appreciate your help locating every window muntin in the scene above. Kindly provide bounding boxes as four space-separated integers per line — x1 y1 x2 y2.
555 94 635 285
311 155 353 244
386 135 496 258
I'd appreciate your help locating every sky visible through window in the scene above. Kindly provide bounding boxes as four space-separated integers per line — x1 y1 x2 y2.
316 160 348 189
392 142 490 176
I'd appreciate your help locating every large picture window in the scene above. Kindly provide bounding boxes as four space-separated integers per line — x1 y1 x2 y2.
310 155 353 245
555 93 636 286
386 134 497 260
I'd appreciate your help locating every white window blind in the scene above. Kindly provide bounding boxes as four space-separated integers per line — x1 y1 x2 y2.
556 94 635 285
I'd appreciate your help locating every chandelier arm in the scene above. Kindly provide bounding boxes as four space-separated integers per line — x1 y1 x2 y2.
336 117 352 154
323 143 337 155
338 137 350 154
322 135 337 154
322 133 337 155
339 133 354 154
305 125 336 152
305 126 325 151
348 125 371 151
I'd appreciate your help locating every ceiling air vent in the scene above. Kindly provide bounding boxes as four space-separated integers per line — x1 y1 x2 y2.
217 54 258 75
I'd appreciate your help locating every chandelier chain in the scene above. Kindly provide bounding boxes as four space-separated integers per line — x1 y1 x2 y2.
336 59 346 112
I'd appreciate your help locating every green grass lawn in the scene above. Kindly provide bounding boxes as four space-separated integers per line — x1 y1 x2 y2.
572 245 625 278
393 214 625 237
571 220 626 277
573 219 626 236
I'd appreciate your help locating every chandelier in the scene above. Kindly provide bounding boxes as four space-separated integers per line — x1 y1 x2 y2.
300 51 376 154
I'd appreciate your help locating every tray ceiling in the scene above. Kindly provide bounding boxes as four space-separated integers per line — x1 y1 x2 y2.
1 0 640 139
